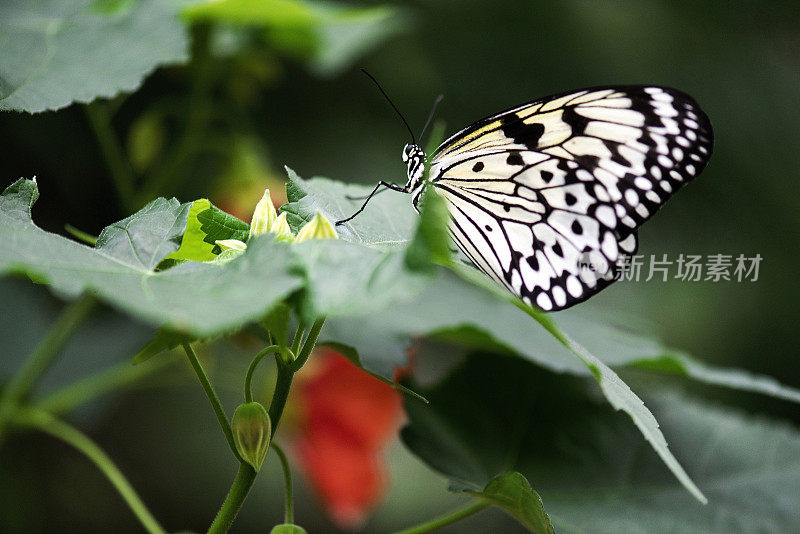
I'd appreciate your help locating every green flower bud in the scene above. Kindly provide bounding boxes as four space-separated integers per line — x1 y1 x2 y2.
250 189 278 239
295 211 339 243
232 402 272 472
270 525 307 534
270 211 294 242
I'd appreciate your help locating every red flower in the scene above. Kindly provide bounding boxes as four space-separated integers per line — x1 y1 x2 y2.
285 349 404 529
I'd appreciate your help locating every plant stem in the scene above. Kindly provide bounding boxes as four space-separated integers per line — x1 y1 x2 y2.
208 360 296 533
85 103 138 213
64 224 99 246
208 463 257 534
182 343 242 463
268 364 294 432
271 443 294 524
392 501 490 534
244 345 280 404
207 318 324 532
289 316 325 372
33 354 177 416
0 294 95 443
15 408 165 534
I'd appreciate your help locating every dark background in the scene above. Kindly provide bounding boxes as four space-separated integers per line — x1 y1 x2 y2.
2 1 799 532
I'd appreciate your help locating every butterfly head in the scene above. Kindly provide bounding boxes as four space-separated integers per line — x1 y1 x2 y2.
402 143 426 192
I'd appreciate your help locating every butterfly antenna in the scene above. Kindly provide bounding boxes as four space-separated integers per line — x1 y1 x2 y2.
419 94 444 143
361 68 416 144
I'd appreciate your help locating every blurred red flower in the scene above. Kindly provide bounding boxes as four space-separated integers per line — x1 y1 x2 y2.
285 348 405 529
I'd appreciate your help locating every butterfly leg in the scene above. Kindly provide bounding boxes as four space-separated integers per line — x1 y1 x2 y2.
336 181 407 225
345 188 390 201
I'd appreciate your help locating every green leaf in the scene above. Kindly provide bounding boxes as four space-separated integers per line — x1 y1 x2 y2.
182 0 404 76
402 353 800 533
404 187 451 271
165 199 249 262
183 0 314 25
326 271 800 400
94 197 191 271
1 172 445 336
0 0 189 113
281 167 416 248
468 473 554 534
304 3 405 77
280 169 438 321
132 329 194 364
0 179 301 335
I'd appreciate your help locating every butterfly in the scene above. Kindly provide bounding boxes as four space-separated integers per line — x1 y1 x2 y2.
338 75 713 312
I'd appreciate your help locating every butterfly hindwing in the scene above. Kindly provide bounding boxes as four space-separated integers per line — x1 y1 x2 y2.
426 86 712 311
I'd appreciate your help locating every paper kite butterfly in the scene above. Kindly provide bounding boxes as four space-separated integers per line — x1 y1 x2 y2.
337 73 713 312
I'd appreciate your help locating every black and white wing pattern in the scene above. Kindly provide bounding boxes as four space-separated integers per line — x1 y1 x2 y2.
426 86 713 311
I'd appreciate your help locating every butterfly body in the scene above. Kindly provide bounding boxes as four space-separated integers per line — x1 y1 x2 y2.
379 85 712 311
401 143 427 207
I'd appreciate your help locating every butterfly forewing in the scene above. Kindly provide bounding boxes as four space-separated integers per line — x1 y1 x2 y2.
426 86 712 311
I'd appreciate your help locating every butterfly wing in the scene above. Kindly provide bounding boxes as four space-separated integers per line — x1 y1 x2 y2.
428 86 712 311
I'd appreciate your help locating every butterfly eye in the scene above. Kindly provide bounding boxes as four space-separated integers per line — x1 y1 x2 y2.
402 145 412 162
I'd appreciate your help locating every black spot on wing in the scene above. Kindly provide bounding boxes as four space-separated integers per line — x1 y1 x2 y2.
500 115 545 150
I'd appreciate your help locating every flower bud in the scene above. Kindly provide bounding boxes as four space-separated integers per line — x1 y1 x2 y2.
270 525 307 534
270 211 294 242
249 189 278 239
295 211 338 243
232 402 272 472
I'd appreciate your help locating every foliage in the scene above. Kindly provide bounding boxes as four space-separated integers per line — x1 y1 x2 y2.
1 1 799 532
0 0 190 113
403 353 800 533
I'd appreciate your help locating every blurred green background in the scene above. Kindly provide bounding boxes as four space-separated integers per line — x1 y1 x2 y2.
1 0 799 532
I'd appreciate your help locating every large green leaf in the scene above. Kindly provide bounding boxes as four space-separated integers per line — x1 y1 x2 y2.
402 353 800 533
0 178 301 335
0 171 444 334
0 0 190 113
325 272 800 402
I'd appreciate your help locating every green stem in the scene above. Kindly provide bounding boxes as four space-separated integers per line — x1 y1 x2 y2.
208 463 257 534
33 354 177 416
271 443 294 524
85 103 138 212
0 294 95 443
206 317 325 532
244 345 280 404
289 317 325 372
208 358 297 533
64 224 99 246
392 501 490 534
182 343 242 463
268 364 294 432
15 409 165 534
